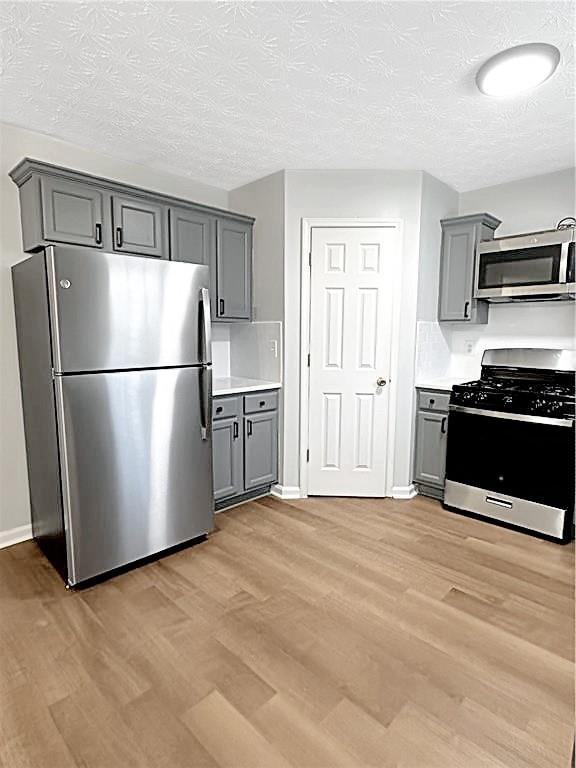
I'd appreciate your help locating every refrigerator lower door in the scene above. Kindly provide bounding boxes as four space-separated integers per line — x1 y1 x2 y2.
55 366 214 585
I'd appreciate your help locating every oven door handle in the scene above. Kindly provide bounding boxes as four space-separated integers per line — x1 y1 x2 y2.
449 404 574 428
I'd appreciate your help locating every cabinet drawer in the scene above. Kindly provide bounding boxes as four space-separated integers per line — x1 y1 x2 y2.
417 390 450 412
213 396 240 420
244 391 278 414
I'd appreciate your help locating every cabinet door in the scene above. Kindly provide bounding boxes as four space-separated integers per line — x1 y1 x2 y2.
213 417 243 501
438 223 477 321
216 219 252 320
170 206 215 265
414 411 447 487
244 411 278 490
41 177 104 248
112 194 166 258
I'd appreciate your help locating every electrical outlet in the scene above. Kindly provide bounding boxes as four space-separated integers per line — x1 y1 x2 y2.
465 340 475 354
269 340 278 357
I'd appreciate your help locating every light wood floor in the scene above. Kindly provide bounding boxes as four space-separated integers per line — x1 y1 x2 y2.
0 495 573 768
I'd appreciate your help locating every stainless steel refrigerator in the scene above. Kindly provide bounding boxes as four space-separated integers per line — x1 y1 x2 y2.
13 245 214 586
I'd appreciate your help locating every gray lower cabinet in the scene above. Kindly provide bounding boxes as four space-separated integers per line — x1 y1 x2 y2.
212 416 243 501
414 388 449 500
112 194 167 258
40 176 104 248
438 213 500 324
170 206 215 265
212 390 278 508
215 219 252 320
245 411 278 490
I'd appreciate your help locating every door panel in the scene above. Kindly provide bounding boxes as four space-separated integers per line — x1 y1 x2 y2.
170 206 215 266
56 367 214 585
112 194 166 258
41 177 103 248
216 219 251 319
244 412 278 490
48 247 210 372
308 227 397 496
414 411 447 487
212 417 243 501
439 225 475 321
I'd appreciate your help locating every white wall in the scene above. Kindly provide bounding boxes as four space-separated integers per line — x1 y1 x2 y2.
459 168 575 237
417 172 459 321
0 122 228 537
283 170 424 495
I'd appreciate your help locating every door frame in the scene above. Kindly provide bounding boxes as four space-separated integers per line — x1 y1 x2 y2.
299 217 404 498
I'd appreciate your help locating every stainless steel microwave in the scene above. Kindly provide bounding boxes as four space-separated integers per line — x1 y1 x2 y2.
474 227 575 301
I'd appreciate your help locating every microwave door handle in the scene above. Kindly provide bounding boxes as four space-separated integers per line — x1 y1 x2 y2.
559 242 569 283
200 287 212 365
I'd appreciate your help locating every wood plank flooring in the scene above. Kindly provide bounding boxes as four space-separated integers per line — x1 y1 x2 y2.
0 495 573 767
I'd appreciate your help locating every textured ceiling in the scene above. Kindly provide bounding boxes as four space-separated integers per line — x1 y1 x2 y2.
0 1 573 191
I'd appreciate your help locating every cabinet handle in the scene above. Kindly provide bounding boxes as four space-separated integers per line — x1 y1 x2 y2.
95 223 102 245
233 421 239 439
464 301 470 318
216 406 223 414
219 298 225 316
441 416 447 434
247 419 252 437
115 227 123 248
259 401 266 408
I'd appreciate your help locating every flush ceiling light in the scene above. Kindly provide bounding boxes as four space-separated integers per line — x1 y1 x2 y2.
476 43 560 97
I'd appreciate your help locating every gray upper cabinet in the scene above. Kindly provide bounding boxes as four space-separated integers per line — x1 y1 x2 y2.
212 416 243 501
216 219 252 320
438 213 500 324
414 410 447 488
244 410 278 490
170 206 215 265
41 177 104 248
112 194 167 258
10 159 254 293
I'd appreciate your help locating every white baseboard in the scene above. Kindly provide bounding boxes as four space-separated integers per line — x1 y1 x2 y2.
391 484 417 500
271 484 304 500
0 523 33 550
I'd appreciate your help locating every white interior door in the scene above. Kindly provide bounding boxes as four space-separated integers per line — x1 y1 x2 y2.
307 226 396 496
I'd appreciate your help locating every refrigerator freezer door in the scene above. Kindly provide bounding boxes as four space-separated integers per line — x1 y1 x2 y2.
55 366 214 585
47 246 211 373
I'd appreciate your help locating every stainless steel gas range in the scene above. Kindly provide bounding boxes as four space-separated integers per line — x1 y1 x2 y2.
444 348 575 543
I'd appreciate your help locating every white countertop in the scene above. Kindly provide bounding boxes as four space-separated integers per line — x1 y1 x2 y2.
415 376 473 392
213 377 282 396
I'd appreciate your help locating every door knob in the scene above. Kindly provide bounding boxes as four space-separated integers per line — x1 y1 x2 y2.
376 377 387 387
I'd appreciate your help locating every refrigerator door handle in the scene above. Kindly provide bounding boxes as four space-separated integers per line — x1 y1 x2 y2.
200 287 212 365
200 365 212 441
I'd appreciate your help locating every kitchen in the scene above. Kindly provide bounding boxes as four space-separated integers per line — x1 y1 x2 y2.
0 3 574 767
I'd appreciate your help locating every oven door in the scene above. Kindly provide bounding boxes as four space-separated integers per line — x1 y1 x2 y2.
475 232 574 300
445 407 575 539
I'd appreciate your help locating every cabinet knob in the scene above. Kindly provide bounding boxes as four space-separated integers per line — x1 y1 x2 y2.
115 227 123 248
95 223 102 245
219 298 225 316
464 301 470 318
259 400 266 407
376 377 386 387
216 406 223 414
